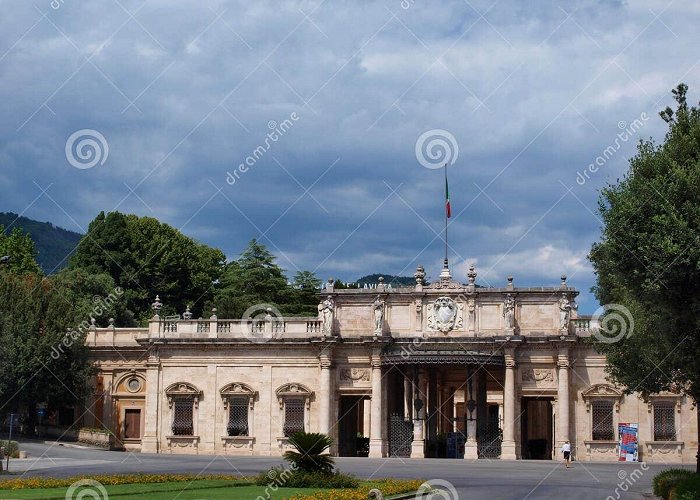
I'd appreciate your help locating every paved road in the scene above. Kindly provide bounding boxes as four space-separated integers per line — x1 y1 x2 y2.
1 440 687 499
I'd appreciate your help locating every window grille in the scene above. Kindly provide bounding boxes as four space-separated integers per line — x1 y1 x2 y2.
172 397 194 435
654 403 676 441
283 398 305 437
591 400 614 440
227 397 249 436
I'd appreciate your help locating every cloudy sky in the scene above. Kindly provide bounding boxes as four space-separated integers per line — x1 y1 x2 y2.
1 0 698 312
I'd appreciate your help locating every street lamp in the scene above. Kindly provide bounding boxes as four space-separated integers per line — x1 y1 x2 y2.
466 377 476 422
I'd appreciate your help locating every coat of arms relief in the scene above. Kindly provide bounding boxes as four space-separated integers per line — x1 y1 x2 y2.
427 296 464 333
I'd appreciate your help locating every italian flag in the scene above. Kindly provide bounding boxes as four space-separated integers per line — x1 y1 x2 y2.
445 167 451 218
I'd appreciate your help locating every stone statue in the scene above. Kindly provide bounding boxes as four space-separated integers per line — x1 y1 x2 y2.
503 293 515 330
373 296 385 334
559 293 577 330
321 296 334 336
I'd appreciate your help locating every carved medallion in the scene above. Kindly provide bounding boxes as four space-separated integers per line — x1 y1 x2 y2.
427 297 463 333
339 368 370 383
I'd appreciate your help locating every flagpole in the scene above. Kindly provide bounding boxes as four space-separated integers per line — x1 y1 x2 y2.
444 164 448 268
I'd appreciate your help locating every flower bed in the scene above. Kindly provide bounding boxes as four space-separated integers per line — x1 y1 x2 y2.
288 479 425 500
0 473 246 490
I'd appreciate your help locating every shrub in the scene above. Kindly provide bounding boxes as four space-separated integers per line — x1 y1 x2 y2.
653 468 695 499
1 441 19 458
673 474 700 500
283 432 334 474
255 467 359 489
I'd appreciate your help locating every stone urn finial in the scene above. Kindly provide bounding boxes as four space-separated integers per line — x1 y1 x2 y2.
561 274 567 287
467 264 477 285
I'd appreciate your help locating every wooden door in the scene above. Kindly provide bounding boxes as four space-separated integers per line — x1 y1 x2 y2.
124 409 141 439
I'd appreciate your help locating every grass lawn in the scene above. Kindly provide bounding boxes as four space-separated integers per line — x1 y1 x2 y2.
0 480 330 499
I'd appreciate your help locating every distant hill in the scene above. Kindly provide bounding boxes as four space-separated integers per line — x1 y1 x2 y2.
0 212 83 273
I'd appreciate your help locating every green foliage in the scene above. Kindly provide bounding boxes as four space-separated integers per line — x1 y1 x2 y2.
254 467 358 489
1 441 19 458
0 226 42 275
674 474 700 500
654 469 698 499
589 83 700 403
0 273 94 420
283 432 335 474
207 240 321 318
0 213 82 274
69 211 226 323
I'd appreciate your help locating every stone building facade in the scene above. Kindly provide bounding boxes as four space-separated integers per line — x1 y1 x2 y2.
84 264 697 462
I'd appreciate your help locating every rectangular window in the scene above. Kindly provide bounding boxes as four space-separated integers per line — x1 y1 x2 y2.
283 398 305 437
227 397 249 436
654 403 676 441
591 401 614 441
172 397 194 436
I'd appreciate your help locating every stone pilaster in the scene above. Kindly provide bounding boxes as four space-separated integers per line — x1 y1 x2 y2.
368 350 385 457
556 348 570 458
141 354 161 453
464 368 479 459
411 368 426 458
501 349 517 459
318 353 332 435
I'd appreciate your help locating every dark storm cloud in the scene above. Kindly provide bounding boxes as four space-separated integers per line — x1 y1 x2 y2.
1 0 698 312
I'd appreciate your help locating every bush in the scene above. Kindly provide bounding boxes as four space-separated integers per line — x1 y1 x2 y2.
283 432 334 474
255 467 359 489
653 468 695 499
673 474 700 500
1 441 19 459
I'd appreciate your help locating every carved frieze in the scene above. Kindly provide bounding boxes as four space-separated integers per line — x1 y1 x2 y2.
521 368 555 386
338 368 371 384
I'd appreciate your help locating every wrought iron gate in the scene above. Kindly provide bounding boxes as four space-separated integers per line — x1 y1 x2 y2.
388 413 413 457
477 421 502 458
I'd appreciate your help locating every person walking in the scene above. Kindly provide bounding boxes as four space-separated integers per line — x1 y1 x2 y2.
561 440 572 468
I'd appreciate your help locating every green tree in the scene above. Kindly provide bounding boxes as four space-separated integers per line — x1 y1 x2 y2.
589 83 700 471
70 212 226 322
207 240 322 318
0 226 42 275
0 273 94 428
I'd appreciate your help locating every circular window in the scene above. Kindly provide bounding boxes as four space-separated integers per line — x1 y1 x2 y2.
126 378 141 392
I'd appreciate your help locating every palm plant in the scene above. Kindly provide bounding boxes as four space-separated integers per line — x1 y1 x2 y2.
283 432 335 474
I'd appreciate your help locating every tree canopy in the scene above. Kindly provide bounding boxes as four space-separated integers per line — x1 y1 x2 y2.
0 225 42 275
69 211 226 323
590 83 700 404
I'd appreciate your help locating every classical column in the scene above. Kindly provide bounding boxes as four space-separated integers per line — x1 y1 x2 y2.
141 355 161 453
411 367 426 458
403 374 412 421
318 354 332 435
501 348 517 459
369 350 385 457
557 348 570 458
464 368 479 459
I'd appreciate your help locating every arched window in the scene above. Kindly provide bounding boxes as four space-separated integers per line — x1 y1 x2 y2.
276 383 313 437
220 383 257 437
165 383 201 436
